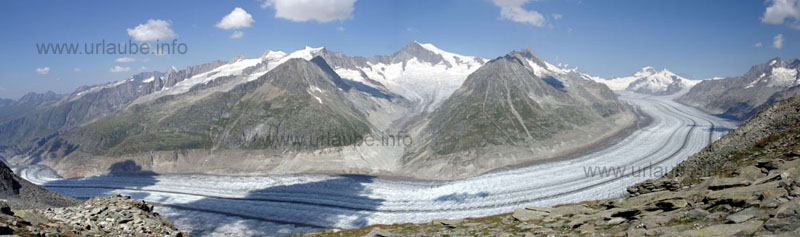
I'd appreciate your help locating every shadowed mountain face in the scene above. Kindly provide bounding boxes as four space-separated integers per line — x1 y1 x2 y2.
419 50 628 155
678 58 800 120
58 57 370 156
400 50 634 179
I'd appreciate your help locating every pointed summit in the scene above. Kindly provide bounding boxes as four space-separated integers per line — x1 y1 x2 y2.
229 54 246 63
503 49 546 67
637 66 658 75
261 49 287 60
166 65 178 73
392 40 449 66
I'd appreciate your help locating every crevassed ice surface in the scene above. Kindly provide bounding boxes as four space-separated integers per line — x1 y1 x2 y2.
21 92 736 237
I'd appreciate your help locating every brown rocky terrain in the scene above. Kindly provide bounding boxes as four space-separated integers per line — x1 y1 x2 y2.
300 95 800 236
0 160 184 236
0 194 187 236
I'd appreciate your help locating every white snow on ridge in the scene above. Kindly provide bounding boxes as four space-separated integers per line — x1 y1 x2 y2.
153 46 325 97
592 76 638 91
69 78 132 101
165 58 263 94
334 42 485 111
416 41 483 68
767 67 799 87
592 67 697 94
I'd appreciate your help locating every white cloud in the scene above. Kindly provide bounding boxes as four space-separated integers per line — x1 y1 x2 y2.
773 33 785 49
139 66 148 71
262 0 357 23
73 68 81 72
216 8 255 30
115 57 136 63
127 19 177 41
35 67 50 75
492 0 546 27
552 13 563 20
337 26 345 31
230 31 245 39
110 66 131 73
762 0 800 29
755 42 763 47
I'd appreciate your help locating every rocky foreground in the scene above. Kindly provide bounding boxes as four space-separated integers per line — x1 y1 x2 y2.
305 159 800 236
0 194 186 236
302 92 800 236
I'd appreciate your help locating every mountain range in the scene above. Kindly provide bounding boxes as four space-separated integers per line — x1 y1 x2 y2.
678 57 800 120
591 66 700 95
0 41 637 179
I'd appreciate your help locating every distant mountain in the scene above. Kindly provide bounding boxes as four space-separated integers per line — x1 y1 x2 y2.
0 62 226 154
678 58 800 120
592 67 699 95
402 49 635 179
0 91 62 122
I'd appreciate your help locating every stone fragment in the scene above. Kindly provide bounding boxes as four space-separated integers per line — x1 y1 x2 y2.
726 213 754 223
512 209 549 222
364 227 393 237
708 177 751 190
685 208 710 219
677 220 763 236
432 218 462 228
655 199 688 211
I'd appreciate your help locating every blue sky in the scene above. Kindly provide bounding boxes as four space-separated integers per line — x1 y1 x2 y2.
0 0 798 99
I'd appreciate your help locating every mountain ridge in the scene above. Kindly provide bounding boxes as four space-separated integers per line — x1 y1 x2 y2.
678 57 800 120
591 66 700 95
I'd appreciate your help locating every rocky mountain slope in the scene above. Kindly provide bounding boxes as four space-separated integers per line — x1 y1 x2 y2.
0 161 78 210
678 57 800 120
592 66 700 95
304 90 800 237
0 62 225 159
402 50 635 179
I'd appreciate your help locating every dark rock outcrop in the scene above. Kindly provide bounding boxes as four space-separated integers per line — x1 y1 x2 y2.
0 161 78 209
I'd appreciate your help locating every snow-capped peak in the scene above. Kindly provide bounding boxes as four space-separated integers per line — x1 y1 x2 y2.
634 66 669 77
589 66 698 95
414 41 447 56
261 49 288 60
287 46 324 60
403 40 485 67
